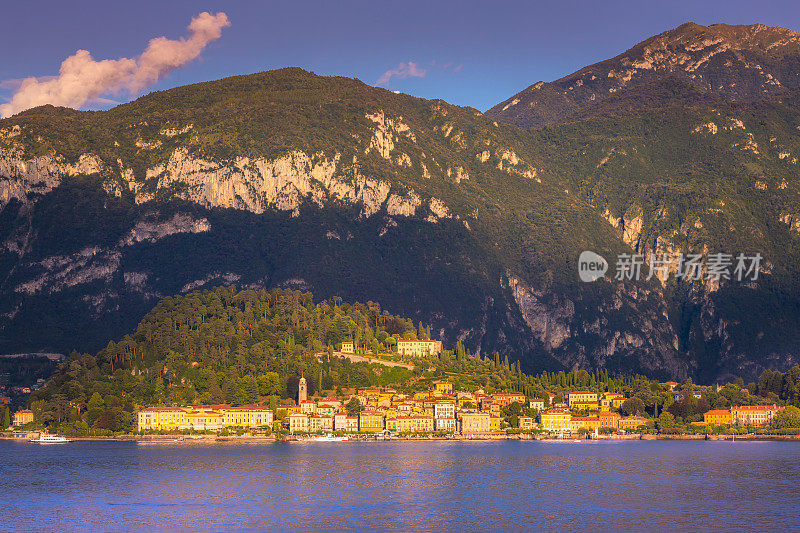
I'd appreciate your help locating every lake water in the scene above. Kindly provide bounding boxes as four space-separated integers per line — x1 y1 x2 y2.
2 439 799 531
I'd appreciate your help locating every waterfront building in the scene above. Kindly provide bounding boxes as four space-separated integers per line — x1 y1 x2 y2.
518 416 535 430
731 405 781 426
344 416 359 432
412 415 435 433
12 409 34 427
334 413 349 431
185 409 223 431
570 416 601 432
222 405 273 428
434 401 456 419
137 406 188 431
288 413 309 433
341 341 355 354
599 410 621 429
309 415 334 432
618 416 650 431
435 417 457 432
459 411 491 434
359 411 385 432
540 408 572 432
704 409 732 425
396 339 443 357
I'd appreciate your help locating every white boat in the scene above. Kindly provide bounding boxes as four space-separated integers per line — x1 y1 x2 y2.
310 434 348 442
30 432 71 443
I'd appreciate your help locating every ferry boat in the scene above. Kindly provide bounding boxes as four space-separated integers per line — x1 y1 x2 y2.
30 432 71 443
310 434 348 442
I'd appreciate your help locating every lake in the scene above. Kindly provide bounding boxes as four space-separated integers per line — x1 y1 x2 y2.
2 439 799 531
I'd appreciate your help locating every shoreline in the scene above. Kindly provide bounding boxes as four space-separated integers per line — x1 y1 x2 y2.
5 433 800 444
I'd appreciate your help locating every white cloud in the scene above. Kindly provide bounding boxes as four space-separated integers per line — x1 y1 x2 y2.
376 61 426 87
0 12 230 118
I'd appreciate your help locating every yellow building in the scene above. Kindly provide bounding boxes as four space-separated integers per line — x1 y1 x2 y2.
185 409 223 431
704 409 732 425
358 411 385 432
618 416 650 431
600 392 626 410
137 406 188 431
397 340 443 357
570 400 599 413
412 415 435 433
386 417 409 433
731 405 781 426
12 409 34 427
386 415 435 433
341 341 355 354
570 416 601 432
459 412 491 434
433 381 453 395
223 405 274 428
540 408 572 432
567 391 598 408
490 416 502 431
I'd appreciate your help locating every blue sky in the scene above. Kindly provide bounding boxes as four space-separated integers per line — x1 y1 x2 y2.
2 0 800 112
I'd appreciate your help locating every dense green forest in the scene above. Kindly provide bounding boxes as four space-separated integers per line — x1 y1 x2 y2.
27 287 425 433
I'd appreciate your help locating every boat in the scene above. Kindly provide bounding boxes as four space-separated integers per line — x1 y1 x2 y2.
29 432 71 443
310 434 348 442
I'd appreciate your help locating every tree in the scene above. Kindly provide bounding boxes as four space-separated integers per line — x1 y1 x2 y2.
620 397 646 416
346 397 363 417
773 406 800 429
2 406 9 429
656 411 675 431
86 392 105 427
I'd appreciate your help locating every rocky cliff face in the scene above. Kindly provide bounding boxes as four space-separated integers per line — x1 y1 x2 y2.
2 65 800 382
487 22 800 127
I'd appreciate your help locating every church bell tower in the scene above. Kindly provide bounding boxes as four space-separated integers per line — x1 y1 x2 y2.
298 375 307 403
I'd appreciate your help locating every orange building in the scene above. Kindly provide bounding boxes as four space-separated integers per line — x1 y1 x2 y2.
13 409 34 426
704 409 732 425
599 411 621 429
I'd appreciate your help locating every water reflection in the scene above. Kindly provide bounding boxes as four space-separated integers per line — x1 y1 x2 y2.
1 440 799 531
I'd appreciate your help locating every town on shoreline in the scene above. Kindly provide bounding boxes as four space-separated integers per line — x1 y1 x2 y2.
7 374 797 442
6 329 800 443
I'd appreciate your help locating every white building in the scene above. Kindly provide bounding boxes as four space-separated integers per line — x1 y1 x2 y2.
434 401 456 419
397 339 443 357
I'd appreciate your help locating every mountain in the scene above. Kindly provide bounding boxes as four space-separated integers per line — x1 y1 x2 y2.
486 22 800 128
4 56 800 383
0 68 684 380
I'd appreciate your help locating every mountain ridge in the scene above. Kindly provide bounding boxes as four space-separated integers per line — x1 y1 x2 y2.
4 34 800 383
486 22 800 127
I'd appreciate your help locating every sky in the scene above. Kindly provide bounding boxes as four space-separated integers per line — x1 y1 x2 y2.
2 0 800 113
